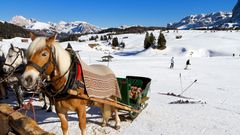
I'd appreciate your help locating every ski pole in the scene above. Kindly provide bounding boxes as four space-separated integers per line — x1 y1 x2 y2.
179 79 197 95
179 73 183 93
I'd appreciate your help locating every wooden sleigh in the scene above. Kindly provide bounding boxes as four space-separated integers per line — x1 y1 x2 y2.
68 76 151 119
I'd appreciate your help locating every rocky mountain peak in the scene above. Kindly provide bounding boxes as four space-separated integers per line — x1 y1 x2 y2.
10 16 33 27
9 16 101 34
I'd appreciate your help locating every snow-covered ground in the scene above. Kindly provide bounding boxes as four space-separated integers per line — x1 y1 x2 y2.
1 30 240 135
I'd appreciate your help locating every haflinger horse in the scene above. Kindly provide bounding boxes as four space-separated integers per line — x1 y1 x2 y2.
21 33 121 135
3 44 52 111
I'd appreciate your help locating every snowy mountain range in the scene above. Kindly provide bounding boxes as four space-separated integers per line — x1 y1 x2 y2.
167 12 233 30
10 16 101 34
168 0 240 30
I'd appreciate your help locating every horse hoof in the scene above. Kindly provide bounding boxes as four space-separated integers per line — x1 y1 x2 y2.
115 126 120 130
102 123 107 127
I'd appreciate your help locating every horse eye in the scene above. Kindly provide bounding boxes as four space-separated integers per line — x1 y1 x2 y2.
42 52 48 57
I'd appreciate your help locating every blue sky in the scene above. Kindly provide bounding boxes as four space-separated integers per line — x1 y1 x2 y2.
0 0 237 28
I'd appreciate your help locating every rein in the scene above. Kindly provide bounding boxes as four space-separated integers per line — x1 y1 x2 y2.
0 68 16 84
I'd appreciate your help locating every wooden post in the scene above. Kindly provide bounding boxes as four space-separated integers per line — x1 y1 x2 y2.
0 104 55 135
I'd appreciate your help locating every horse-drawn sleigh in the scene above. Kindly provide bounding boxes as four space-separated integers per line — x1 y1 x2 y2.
1 33 151 135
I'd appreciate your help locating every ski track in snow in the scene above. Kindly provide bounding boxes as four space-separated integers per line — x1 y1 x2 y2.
1 30 240 135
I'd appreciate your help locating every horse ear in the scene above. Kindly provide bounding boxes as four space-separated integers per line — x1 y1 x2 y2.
46 34 57 46
30 32 36 41
10 44 14 49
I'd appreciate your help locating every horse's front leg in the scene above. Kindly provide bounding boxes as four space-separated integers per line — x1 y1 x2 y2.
77 105 87 135
14 83 24 107
57 112 69 135
41 93 47 110
47 99 53 112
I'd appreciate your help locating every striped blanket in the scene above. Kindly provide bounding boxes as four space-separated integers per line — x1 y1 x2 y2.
79 60 121 99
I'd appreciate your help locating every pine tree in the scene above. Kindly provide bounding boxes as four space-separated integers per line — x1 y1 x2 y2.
157 31 166 50
100 35 103 40
112 37 119 47
144 32 155 49
144 32 149 49
149 33 155 45
89 36 95 40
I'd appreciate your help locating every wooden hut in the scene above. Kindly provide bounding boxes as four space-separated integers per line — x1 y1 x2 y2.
21 39 29 43
176 35 182 39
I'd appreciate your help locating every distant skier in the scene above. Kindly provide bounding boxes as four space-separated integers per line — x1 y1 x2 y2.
184 59 191 70
170 57 174 69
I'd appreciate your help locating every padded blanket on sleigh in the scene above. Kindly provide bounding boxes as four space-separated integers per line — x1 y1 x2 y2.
79 59 121 99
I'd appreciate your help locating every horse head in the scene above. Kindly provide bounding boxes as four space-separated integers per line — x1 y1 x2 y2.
2 44 26 74
21 33 71 91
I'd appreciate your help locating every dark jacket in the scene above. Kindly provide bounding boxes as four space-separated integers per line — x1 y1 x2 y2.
186 59 190 65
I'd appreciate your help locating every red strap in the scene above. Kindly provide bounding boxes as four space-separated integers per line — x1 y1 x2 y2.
76 63 82 81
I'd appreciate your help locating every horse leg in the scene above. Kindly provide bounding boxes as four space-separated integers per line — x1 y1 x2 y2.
57 111 69 135
41 93 47 110
47 97 53 112
2 82 8 99
113 107 121 130
14 83 23 107
101 104 111 127
77 105 87 135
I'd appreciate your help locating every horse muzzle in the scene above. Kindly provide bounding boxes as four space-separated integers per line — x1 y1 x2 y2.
2 65 14 74
21 74 39 91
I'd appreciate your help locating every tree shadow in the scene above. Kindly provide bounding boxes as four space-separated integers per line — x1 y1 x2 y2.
114 49 147 56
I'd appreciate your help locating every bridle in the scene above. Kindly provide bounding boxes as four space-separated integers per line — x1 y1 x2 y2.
4 47 25 71
0 47 26 83
26 45 73 91
27 46 57 75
